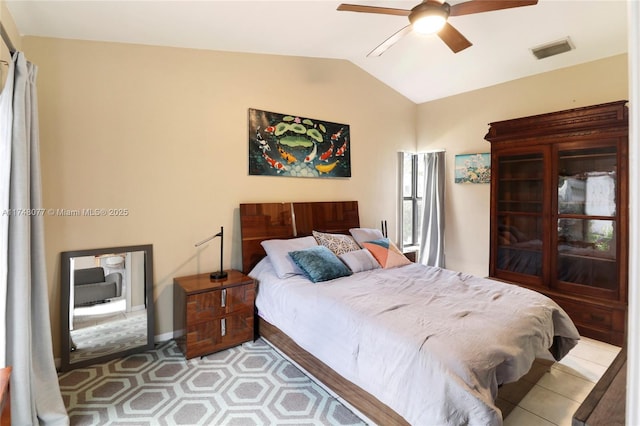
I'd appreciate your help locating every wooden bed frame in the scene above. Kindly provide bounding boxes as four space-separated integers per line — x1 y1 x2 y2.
240 201 408 425
239 201 546 424
240 201 361 273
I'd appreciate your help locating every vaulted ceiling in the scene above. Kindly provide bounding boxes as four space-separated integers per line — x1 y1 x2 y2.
5 0 629 103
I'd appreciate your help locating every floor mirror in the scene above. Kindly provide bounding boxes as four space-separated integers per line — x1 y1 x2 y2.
60 244 155 371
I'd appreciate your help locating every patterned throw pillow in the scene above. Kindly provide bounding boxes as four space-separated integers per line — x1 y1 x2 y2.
312 230 361 256
288 245 353 283
362 238 412 269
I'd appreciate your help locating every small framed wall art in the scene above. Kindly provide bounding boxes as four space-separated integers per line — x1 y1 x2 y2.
248 108 351 178
454 153 491 184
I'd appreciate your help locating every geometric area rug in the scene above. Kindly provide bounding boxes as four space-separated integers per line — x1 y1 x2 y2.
58 338 368 425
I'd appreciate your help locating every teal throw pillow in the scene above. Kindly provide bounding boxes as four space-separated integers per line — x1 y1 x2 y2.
288 245 352 283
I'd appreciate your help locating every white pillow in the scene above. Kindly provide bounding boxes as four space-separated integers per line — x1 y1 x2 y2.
349 227 385 247
261 236 318 279
339 249 381 273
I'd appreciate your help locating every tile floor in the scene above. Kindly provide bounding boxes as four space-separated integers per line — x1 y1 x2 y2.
503 336 621 426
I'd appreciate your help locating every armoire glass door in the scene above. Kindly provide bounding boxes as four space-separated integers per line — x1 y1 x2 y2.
495 152 545 279
555 144 618 294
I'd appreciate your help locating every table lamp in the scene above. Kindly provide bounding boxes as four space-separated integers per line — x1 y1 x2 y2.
195 226 228 280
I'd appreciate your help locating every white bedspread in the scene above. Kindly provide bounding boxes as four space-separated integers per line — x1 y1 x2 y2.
251 259 580 426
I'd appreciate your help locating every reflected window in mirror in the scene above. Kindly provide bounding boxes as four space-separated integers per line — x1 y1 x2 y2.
60 244 154 371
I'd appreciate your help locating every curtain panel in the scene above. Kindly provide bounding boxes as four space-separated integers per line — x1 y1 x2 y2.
0 46 15 370
419 151 445 267
2 52 68 425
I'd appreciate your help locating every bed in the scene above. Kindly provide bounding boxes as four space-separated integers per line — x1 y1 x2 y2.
240 201 580 426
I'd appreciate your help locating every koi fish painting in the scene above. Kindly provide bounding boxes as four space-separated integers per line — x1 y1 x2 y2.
248 108 351 178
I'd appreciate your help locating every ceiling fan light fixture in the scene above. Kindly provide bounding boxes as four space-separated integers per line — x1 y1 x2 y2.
409 2 450 34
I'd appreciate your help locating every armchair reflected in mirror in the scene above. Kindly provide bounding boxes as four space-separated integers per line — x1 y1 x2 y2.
60 244 155 372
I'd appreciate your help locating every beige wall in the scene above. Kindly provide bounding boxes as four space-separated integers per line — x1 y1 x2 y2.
21 36 416 357
0 0 20 87
416 54 629 276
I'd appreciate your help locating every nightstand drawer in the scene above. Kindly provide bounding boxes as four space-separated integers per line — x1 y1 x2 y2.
186 285 254 321
185 308 254 358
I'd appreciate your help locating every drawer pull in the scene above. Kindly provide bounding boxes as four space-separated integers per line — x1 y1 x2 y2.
221 289 227 308
221 318 226 336
591 314 606 322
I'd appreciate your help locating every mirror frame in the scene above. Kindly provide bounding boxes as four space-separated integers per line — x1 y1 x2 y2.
60 243 155 371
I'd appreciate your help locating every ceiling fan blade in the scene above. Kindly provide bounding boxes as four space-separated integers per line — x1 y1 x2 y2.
438 22 472 53
337 4 411 17
367 25 412 57
449 0 538 17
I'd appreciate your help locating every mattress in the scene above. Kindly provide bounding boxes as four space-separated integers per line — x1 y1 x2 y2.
250 259 580 426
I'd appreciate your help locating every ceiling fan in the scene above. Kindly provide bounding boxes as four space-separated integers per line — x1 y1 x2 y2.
337 0 538 56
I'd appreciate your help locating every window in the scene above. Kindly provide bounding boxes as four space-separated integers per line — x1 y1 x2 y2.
400 152 425 248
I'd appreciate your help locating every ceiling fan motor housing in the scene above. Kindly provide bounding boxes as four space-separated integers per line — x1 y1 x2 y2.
409 1 451 25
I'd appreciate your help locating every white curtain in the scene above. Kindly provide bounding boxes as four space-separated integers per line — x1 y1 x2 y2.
1 52 68 425
418 151 445 267
0 50 14 370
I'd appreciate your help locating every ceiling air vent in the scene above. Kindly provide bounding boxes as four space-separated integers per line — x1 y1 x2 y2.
531 37 574 60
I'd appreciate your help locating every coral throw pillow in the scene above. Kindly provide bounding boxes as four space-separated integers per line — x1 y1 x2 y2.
362 238 412 269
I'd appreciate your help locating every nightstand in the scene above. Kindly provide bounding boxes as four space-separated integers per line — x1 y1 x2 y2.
174 270 255 359
403 250 418 263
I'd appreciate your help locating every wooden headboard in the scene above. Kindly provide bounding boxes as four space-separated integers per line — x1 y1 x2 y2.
240 201 360 273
